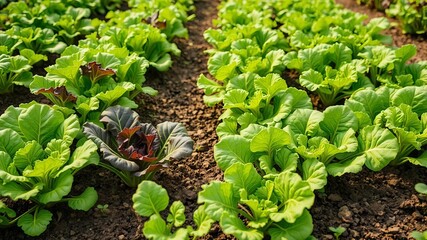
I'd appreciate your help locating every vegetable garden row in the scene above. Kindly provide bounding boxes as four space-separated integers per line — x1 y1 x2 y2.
356 0 427 35
1 0 427 239
196 0 427 239
0 0 197 237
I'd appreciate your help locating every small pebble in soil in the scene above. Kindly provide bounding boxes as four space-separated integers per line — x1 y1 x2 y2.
350 229 360 238
387 226 400 233
338 206 353 223
324 234 334 240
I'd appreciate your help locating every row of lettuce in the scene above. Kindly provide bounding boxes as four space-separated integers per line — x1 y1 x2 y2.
0 0 198 237
356 0 427 35
187 0 426 239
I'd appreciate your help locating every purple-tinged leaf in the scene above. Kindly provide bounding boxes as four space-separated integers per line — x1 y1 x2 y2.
36 86 77 103
100 106 140 136
80 61 116 83
143 11 167 29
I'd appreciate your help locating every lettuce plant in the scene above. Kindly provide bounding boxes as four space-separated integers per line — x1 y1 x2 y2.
86 0 195 72
198 163 315 240
346 86 427 167
4 27 67 56
127 0 194 39
83 106 194 187
30 44 155 124
91 24 181 72
0 102 99 236
132 181 213 239
213 80 312 138
0 49 46 94
387 0 427 34
0 33 20 55
1 1 101 48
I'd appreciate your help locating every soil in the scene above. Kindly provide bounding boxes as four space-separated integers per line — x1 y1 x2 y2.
2 0 427 239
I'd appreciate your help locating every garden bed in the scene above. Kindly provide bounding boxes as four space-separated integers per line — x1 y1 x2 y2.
1 0 427 239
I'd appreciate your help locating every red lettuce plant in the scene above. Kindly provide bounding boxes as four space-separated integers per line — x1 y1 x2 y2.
83 106 194 187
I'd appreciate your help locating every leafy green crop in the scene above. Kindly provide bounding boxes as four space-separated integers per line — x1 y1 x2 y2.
88 24 181 72
199 1 427 239
133 181 213 239
0 102 99 236
30 44 155 124
387 0 427 34
0 49 46 94
198 163 314 240
83 106 194 187
346 86 427 166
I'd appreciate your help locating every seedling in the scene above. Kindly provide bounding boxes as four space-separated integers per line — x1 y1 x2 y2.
329 226 346 240
96 204 110 214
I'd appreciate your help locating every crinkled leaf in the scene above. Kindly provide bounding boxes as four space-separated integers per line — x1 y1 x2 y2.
319 105 358 141
55 114 80 146
270 171 315 223
96 85 133 107
143 214 189 240
133 181 169 217
268 209 313 240
224 163 262 195
223 89 248 110
197 74 224 95
191 205 214 238
197 181 239 221
18 104 64 146
250 127 290 154
302 159 328 191
0 129 25 157
391 86 427 116
254 73 287 103
13 141 45 171
208 52 240 81
327 155 365 177
45 139 70 163
346 87 390 120
58 140 99 175
167 201 186 227
214 135 256 170
24 157 64 178
359 125 399 171
37 172 73 204
299 69 325 92
227 72 256 94
264 88 312 123
220 213 263 240
285 109 323 136
0 181 41 200
274 148 299 173
406 151 427 168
